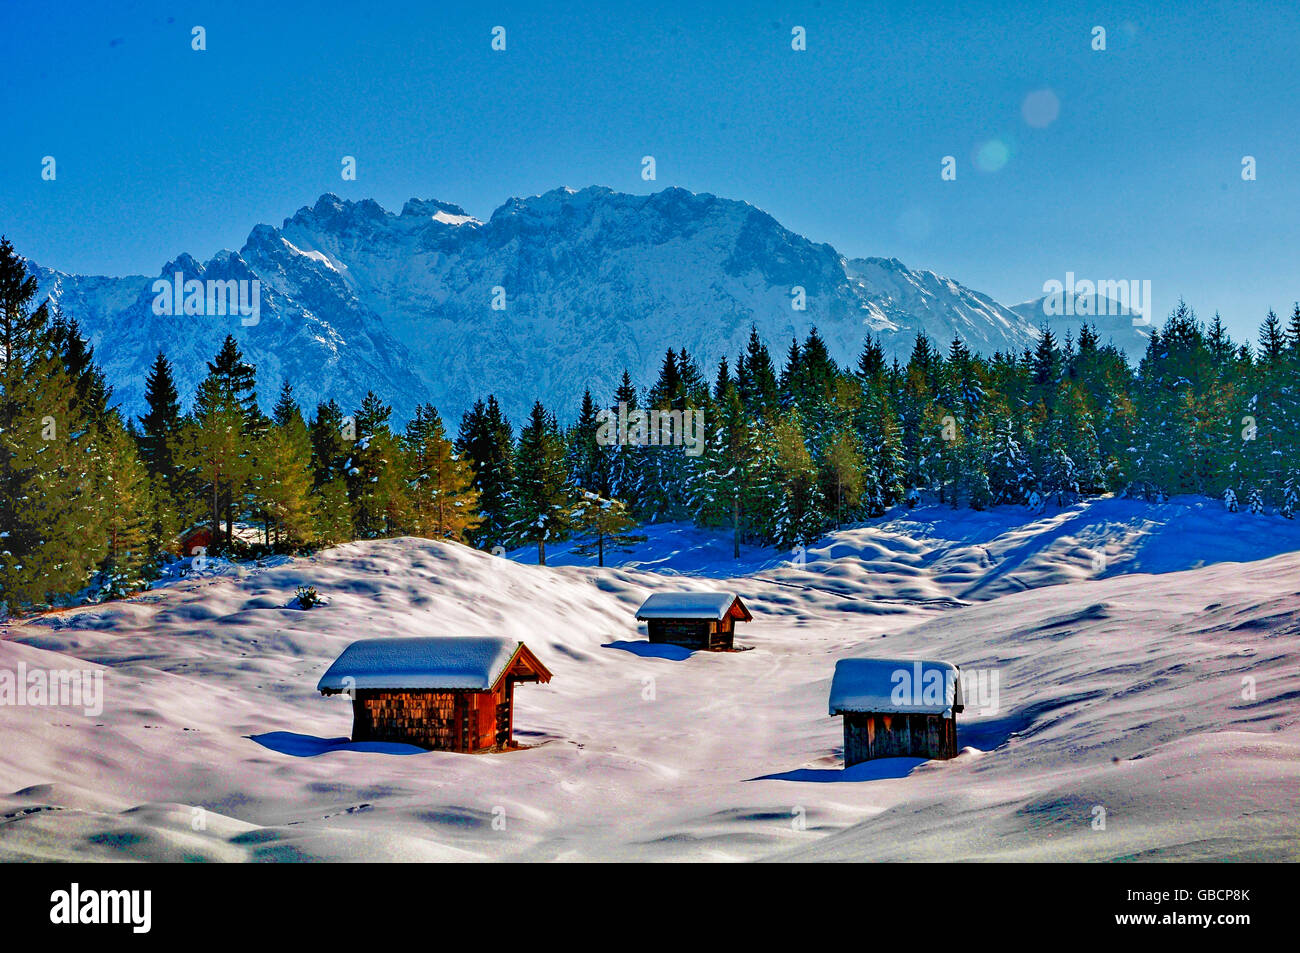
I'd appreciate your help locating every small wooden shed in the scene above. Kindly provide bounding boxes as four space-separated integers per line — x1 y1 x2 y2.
634 592 752 651
829 658 963 764
316 637 552 752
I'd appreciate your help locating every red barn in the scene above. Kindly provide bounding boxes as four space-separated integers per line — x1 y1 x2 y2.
317 637 552 753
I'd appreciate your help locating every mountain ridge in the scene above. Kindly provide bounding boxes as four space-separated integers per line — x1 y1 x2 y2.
32 185 1051 424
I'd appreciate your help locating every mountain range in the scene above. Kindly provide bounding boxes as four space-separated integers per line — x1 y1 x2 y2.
30 186 1152 425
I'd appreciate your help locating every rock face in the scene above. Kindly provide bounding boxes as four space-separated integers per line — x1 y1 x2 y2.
33 186 1045 424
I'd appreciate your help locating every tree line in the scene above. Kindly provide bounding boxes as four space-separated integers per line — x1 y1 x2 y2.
2 234 1298 612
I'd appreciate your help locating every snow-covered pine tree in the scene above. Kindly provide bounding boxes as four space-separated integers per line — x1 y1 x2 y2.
566 389 611 498
988 417 1032 504
1223 486 1239 512
1282 473 1298 519
1247 487 1264 514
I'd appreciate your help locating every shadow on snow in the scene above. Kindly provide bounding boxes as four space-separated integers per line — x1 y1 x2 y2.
601 640 694 661
248 731 426 757
748 758 928 783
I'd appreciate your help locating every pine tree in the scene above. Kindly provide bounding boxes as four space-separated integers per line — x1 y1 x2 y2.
455 395 515 548
570 491 644 566
49 309 111 425
1281 472 1298 519
94 411 153 595
347 392 410 538
405 403 479 541
607 371 644 515
256 404 317 549
567 388 611 497
510 401 574 564
771 412 825 548
822 428 864 527
1247 487 1265 514
138 351 182 487
312 478 354 546
309 399 351 486
0 238 105 608
988 417 1033 504
739 326 779 418
186 336 262 549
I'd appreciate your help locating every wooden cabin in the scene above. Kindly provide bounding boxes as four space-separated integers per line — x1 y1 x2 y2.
179 524 214 557
634 592 752 651
828 658 963 764
316 636 552 752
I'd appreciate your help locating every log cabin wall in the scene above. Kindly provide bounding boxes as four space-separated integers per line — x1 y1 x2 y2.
647 619 710 648
647 618 734 650
353 687 510 752
842 712 957 765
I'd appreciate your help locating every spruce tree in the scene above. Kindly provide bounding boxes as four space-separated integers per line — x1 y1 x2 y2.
455 395 515 548
510 401 574 564
139 351 182 485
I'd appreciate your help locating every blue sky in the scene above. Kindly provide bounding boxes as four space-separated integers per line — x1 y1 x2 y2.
3 0 1297 342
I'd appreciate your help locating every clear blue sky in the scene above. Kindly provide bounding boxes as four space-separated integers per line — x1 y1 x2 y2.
3 0 1297 342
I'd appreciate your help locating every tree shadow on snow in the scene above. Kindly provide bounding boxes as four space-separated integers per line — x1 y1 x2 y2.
749 758 927 783
249 731 427 757
602 640 693 661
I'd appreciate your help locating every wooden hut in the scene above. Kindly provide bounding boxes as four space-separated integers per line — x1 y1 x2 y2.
634 592 752 651
828 658 963 764
316 637 552 752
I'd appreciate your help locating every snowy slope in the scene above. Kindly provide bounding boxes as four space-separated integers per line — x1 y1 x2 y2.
1 497 1297 862
31 187 1043 423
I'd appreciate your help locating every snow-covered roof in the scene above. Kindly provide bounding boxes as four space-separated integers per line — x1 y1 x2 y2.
829 658 962 717
317 637 526 693
635 592 748 621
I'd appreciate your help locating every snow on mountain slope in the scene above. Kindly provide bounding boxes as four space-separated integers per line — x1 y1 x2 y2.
31 187 1043 424
1 499 1296 861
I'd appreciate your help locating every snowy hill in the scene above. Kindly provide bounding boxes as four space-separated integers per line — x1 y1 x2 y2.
1 496 1297 861
31 187 1044 424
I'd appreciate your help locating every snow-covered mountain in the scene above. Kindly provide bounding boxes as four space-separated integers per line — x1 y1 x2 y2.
32 186 1045 424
